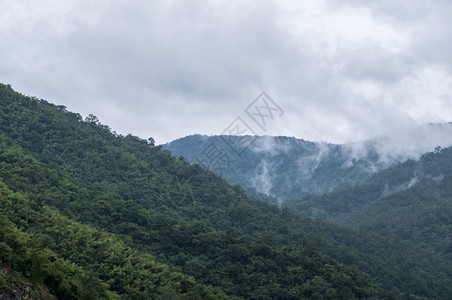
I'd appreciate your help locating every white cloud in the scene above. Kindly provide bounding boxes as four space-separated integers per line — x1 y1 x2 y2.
1 0 452 144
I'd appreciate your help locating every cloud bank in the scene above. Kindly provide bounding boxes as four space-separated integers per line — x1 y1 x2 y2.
1 0 452 143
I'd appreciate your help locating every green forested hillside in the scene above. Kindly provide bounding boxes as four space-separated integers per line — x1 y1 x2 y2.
0 83 383 299
0 83 450 299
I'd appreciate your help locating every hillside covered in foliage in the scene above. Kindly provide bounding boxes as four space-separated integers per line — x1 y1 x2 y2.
1 83 451 299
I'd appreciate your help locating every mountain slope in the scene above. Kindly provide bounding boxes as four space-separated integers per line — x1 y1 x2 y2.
3 83 452 298
0 83 386 299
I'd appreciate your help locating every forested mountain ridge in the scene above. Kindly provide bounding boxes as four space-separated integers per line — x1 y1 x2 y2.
1 82 450 299
0 83 384 299
163 127 452 205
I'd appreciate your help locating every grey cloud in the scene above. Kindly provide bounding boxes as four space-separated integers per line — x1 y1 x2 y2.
340 44 415 83
1 0 452 144
329 0 452 68
328 0 438 22
62 0 287 100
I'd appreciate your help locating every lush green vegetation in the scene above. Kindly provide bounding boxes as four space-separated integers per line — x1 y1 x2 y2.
1 179 227 299
1 82 451 299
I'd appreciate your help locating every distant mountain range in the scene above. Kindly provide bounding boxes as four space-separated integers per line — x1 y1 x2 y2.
163 123 452 205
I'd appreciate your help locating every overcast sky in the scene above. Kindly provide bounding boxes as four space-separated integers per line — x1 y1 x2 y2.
1 0 452 144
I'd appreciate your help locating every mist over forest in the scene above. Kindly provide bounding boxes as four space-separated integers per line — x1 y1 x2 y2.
164 123 452 204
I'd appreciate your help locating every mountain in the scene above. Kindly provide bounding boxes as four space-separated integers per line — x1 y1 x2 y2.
163 135 374 205
0 83 384 299
1 82 451 299
163 129 452 204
